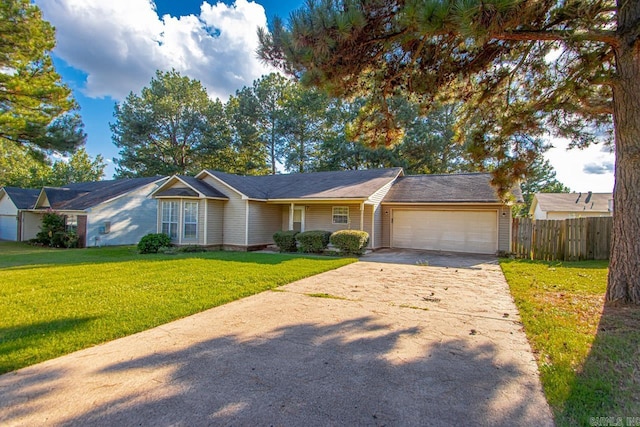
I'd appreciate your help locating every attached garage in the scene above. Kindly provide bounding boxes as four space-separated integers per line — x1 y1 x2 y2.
381 173 522 255
391 209 498 254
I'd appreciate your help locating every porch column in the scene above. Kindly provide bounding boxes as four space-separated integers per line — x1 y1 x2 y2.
289 203 294 230
360 202 364 231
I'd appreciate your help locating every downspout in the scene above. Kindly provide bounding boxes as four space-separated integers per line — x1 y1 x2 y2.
245 201 249 247
203 199 208 246
360 202 364 231
371 206 375 249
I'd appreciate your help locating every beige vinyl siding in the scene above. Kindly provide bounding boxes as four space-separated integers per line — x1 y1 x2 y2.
366 179 396 249
248 202 282 245
362 204 374 248
20 211 43 241
498 206 511 253
201 175 247 246
206 200 224 245
304 204 365 233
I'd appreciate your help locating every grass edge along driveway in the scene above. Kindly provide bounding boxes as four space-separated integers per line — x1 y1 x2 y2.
0 243 355 374
500 258 640 427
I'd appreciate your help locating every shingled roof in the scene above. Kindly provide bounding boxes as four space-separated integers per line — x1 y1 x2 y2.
0 187 40 209
38 176 166 210
533 192 612 213
203 168 403 200
382 173 523 203
153 176 228 199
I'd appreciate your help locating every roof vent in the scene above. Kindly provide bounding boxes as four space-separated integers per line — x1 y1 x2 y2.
575 192 582 203
585 191 592 204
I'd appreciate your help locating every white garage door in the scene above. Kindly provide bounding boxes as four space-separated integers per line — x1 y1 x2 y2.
0 215 17 241
392 210 498 254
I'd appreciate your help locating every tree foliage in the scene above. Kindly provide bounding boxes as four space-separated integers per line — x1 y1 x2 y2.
514 153 571 217
258 0 640 303
0 0 83 154
111 70 229 177
0 141 104 188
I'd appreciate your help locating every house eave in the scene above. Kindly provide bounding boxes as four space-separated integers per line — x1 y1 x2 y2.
381 201 506 206
265 198 370 204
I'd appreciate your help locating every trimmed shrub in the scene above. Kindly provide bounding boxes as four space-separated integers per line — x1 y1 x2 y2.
138 233 172 254
330 230 370 255
296 230 332 253
178 245 207 253
273 230 298 252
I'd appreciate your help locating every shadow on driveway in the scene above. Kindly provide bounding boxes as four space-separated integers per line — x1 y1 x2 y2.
360 248 498 268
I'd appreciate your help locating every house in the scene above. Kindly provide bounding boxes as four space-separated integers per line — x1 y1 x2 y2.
529 192 613 220
152 168 521 255
20 176 167 247
0 187 40 241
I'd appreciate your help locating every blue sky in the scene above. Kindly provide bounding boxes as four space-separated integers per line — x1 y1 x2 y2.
36 0 614 192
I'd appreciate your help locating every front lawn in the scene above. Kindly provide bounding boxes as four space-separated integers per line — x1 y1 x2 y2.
500 259 640 426
0 242 355 374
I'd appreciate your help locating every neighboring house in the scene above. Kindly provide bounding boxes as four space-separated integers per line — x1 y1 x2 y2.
529 192 613 220
152 168 521 255
21 176 167 247
0 187 39 241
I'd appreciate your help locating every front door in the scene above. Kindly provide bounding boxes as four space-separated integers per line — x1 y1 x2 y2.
293 207 305 232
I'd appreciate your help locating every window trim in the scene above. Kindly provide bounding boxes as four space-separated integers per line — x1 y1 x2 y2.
183 201 198 240
332 206 349 225
161 201 179 239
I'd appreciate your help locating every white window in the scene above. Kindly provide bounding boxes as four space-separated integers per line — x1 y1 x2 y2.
183 201 198 239
65 215 77 233
332 206 349 224
161 201 178 239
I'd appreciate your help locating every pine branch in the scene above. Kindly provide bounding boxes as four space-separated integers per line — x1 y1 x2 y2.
493 29 619 47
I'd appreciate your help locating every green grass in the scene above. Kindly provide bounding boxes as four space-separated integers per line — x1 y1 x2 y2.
500 258 640 425
0 242 356 374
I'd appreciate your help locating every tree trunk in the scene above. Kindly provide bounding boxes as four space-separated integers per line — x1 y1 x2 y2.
606 0 640 304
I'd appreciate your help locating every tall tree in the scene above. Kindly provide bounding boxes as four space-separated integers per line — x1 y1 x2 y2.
49 148 106 186
0 0 83 154
0 140 51 187
259 0 640 304
111 70 228 177
253 73 291 174
279 86 330 173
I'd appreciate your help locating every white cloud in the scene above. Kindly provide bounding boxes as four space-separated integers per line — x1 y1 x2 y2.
544 138 615 193
37 0 275 100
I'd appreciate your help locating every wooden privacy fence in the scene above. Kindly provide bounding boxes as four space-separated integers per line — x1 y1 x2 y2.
512 217 612 261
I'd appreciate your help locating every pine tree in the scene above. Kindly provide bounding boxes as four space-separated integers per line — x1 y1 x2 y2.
259 0 640 304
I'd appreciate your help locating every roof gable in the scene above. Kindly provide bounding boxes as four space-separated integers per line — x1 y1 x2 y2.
0 187 40 209
383 173 523 204
35 176 166 210
532 192 613 213
202 168 404 200
152 175 228 199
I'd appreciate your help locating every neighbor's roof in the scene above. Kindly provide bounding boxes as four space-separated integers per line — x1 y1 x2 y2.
38 176 166 210
382 173 523 203
153 175 228 199
0 187 40 209
203 168 404 200
533 192 613 213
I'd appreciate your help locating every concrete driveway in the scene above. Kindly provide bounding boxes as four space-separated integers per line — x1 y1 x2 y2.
0 253 553 426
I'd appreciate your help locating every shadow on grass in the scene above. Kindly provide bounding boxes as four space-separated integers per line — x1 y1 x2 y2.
557 304 640 425
0 316 552 426
0 317 97 374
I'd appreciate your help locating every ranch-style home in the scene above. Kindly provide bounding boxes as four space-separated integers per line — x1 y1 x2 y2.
152 168 522 255
0 187 40 241
20 176 167 247
529 192 614 220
